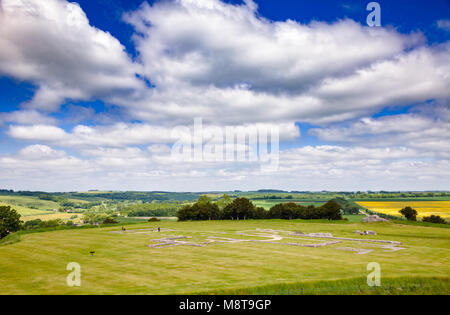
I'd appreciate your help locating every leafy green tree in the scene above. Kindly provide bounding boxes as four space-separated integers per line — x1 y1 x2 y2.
23 219 43 230
319 200 343 220
282 203 299 220
252 207 268 219
223 198 255 220
103 217 118 224
216 194 232 210
422 215 446 224
268 201 343 221
38 194 53 201
268 203 298 220
268 204 284 219
399 207 418 221
177 205 193 221
197 195 213 204
194 202 220 220
0 206 22 238
40 219 63 228
176 201 220 221
303 205 320 220
332 197 360 215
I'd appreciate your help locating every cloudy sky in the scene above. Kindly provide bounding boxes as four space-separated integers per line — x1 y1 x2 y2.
0 0 449 192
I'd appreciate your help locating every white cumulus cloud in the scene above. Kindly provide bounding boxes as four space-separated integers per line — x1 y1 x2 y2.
0 0 145 111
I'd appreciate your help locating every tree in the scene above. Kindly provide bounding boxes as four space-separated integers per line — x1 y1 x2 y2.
176 201 220 221
268 201 343 221
399 207 418 221
216 194 232 210
0 206 22 239
332 197 360 215
319 200 343 220
177 205 193 221
268 204 284 219
223 198 255 220
103 217 119 224
268 203 298 220
23 219 43 230
422 215 446 224
197 195 212 204
252 207 268 219
38 194 53 201
40 219 63 228
193 202 220 220
302 205 319 220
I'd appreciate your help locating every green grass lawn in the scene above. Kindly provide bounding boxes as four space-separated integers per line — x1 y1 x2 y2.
195 277 450 295
0 219 449 295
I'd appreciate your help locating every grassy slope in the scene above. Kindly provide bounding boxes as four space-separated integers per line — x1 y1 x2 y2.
0 220 449 295
0 195 97 222
0 196 59 216
194 277 450 295
0 202 53 216
0 233 21 247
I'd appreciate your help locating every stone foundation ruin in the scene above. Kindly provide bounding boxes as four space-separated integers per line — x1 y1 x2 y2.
111 228 406 255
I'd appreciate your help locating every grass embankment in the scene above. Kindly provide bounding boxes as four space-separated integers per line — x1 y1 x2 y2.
195 277 450 295
0 233 21 247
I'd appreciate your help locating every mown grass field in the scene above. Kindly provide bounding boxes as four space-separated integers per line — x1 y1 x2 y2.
195 277 449 295
0 219 449 295
357 201 450 219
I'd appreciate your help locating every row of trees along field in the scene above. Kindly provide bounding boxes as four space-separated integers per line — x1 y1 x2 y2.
119 202 181 217
177 196 343 221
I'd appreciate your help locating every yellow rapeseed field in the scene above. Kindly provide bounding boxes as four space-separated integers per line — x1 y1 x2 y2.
357 201 450 218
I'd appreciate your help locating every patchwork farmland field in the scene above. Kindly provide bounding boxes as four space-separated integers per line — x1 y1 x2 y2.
357 201 450 219
0 196 57 216
1 220 449 295
21 213 80 222
252 200 325 210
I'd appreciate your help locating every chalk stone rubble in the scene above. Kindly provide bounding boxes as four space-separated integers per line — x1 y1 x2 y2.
355 230 377 235
112 228 405 255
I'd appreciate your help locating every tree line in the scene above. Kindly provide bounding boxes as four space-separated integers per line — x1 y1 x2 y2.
399 206 447 224
121 202 180 217
177 197 343 221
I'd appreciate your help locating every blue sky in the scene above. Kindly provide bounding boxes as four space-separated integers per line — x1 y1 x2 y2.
71 0 450 53
0 0 449 191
